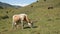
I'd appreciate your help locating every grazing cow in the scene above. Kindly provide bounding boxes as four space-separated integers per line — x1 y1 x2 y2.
12 14 33 29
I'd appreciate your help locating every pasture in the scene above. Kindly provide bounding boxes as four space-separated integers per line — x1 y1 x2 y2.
0 0 60 34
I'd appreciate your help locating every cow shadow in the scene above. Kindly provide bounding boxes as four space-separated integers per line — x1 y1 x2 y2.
24 26 38 29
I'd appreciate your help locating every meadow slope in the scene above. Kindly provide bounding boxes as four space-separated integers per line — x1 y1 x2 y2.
0 0 60 34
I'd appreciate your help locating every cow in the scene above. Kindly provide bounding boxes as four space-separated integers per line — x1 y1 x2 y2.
12 14 33 29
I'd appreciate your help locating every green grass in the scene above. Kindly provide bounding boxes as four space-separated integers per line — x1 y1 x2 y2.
0 0 60 34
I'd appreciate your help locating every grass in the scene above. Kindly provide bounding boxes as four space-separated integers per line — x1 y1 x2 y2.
0 0 60 34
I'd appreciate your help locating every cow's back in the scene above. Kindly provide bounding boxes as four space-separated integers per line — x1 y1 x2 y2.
19 14 27 20
13 15 20 22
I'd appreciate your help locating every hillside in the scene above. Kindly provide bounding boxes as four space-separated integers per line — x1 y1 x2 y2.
0 2 13 7
0 2 21 9
0 0 60 34
0 2 22 20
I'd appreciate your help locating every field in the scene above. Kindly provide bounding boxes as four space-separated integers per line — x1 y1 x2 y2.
0 0 60 34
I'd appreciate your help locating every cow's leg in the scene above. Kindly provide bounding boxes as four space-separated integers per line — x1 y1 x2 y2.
21 20 24 29
12 21 17 29
12 21 14 29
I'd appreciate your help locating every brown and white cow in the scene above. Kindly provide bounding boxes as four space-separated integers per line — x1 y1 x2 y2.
12 14 33 29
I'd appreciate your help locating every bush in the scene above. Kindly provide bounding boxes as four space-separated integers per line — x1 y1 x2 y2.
31 5 33 7
44 0 46 1
0 15 9 20
1 15 9 19
0 6 3 9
